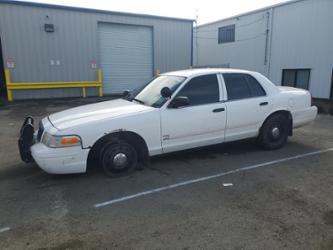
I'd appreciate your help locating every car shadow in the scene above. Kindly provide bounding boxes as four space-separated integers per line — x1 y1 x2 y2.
151 138 259 163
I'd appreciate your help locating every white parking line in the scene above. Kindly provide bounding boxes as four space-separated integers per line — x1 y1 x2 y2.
0 227 10 233
94 147 333 208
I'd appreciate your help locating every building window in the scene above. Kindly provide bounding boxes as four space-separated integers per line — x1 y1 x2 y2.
282 69 311 90
218 25 235 44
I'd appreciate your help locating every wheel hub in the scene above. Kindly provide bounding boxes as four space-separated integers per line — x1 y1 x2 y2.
271 127 280 139
113 152 128 168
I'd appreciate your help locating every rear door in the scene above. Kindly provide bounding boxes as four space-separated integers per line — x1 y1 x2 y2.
222 73 271 141
161 74 227 153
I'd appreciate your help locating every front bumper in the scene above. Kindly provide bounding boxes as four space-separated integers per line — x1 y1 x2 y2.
18 117 89 174
31 143 89 174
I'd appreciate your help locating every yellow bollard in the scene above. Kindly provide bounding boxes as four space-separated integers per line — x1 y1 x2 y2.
5 69 13 102
98 69 103 97
156 68 160 76
82 87 87 98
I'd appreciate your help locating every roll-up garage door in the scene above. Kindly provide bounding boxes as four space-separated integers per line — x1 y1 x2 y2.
98 23 153 94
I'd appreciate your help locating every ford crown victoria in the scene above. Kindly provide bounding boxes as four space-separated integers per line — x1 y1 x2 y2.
18 69 317 176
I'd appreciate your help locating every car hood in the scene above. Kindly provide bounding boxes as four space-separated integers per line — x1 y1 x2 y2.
48 98 154 130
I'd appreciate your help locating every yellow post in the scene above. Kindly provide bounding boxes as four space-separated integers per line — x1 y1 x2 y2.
156 68 160 76
82 87 87 98
98 69 103 97
5 69 13 102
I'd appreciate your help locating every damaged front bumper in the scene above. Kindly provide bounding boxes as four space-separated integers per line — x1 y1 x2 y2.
18 117 89 174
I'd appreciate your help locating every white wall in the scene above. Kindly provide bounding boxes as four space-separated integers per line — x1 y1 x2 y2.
269 0 333 98
195 0 333 99
195 10 268 75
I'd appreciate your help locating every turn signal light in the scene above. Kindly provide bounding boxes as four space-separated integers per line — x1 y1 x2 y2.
60 136 81 145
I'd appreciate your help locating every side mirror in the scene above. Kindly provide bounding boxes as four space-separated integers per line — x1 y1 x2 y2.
122 90 130 97
169 96 190 108
161 87 172 98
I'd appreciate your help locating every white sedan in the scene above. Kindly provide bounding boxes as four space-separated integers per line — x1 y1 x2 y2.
18 69 317 176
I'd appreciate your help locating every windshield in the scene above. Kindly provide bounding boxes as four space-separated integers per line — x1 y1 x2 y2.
133 75 186 108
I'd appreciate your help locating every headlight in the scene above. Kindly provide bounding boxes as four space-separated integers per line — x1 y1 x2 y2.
41 132 81 148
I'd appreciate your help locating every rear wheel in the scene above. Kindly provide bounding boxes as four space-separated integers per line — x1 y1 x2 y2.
258 114 289 150
100 140 138 177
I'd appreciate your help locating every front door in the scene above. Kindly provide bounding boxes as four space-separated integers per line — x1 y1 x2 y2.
161 74 227 153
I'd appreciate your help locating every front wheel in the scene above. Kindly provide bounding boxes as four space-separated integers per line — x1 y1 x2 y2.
258 114 289 150
100 140 138 177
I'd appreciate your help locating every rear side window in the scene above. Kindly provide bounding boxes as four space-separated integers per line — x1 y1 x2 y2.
176 74 219 106
223 73 266 101
246 75 266 97
223 74 251 100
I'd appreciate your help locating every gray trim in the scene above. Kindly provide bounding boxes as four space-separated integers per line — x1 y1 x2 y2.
330 69 333 99
151 25 155 76
198 0 306 28
264 11 270 66
0 0 194 22
267 8 274 78
193 64 230 69
0 35 6 96
190 24 194 66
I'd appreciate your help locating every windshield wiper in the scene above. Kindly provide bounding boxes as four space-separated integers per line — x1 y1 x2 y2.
133 98 145 105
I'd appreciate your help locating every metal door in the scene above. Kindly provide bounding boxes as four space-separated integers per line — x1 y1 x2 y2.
98 23 153 94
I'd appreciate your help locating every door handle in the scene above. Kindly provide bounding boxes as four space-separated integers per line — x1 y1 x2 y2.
213 108 225 113
260 102 268 106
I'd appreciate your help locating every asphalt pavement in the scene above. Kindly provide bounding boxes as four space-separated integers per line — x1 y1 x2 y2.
0 98 332 250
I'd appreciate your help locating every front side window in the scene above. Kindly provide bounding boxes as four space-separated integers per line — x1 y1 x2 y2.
134 75 186 108
282 69 310 90
175 74 219 106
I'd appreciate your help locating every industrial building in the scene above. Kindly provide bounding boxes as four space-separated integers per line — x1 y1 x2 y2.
0 1 193 100
194 0 333 100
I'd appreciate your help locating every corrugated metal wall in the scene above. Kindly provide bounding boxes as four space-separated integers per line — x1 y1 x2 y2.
0 3 193 99
195 0 333 99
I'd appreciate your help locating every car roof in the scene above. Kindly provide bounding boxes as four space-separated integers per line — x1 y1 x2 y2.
161 68 254 77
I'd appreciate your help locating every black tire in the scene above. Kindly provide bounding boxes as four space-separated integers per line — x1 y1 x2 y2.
99 139 138 177
258 114 289 150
